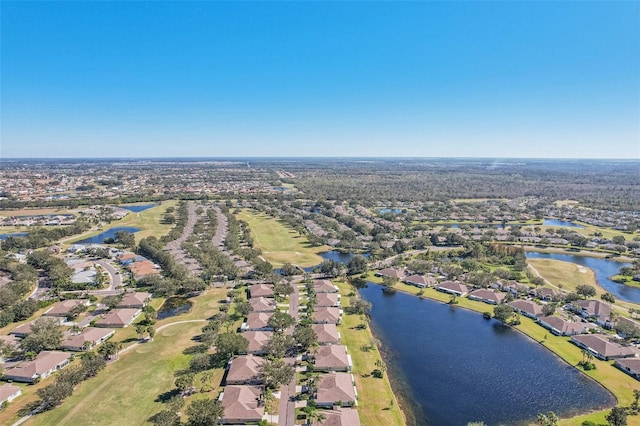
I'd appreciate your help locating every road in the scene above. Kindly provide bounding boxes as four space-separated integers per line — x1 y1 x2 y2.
278 281 301 426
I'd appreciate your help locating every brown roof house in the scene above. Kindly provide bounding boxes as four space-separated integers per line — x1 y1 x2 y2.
313 345 352 372
313 280 339 294
219 385 264 424
435 281 469 297
375 268 405 280
312 307 342 325
315 372 357 408
10 317 62 338
616 358 640 380
242 331 273 355
0 383 21 405
117 292 151 309
571 300 613 327
61 327 115 351
467 289 507 305
95 308 142 328
508 300 543 319
312 324 341 346
44 299 90 317
537 316 589 336
318 408 361 426
571 334 640 361
315 293 341 308
225 355 265 385
249 297 277 313
128 260 160 280
249 284 274 298
241 312 274 332
3 351 71 383
403 274 436 288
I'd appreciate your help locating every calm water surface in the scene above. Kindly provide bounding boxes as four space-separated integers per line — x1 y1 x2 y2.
526 252 635 303
359 285 614 426
542 219 584 228
0 232 28 240
77 226 140 244
118 204 156 212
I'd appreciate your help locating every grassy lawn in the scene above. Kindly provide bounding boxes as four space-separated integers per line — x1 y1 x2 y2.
235 209 327 267
0 207 80 218
528 258 600 295
335 280 405 426
64 200 179 245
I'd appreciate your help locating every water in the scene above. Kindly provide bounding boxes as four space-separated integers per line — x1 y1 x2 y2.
118 204 156 213
526 251 636 303
359 285 615 426
380 208 404 214
542 219 584 228
0 232 28 240
157 297 193 319
448 223 505 229
76 226 140 244
302 251 370 272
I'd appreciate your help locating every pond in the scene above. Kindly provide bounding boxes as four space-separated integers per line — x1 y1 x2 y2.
380 208 405 214
448 223 505 229
526 251 636 303
542 219 584 228
359 285 615 426
76 226 140 244
118 204 157 213
301 251 370 272
0 232 28 240
157 297 193 320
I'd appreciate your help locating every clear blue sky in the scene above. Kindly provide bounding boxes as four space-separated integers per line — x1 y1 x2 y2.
1 1 639 158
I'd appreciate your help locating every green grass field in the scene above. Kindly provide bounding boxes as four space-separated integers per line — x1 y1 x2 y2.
235 209 327 267
528 258 600 294
335 280 405 426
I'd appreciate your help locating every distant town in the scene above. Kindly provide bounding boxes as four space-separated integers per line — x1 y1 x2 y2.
0 158 639 426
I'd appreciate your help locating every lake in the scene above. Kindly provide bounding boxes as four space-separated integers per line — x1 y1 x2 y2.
157 297 193 320
526 251 636 303
302 251 369 272
542 219 584 228
76 226 140 244
0 232 28 240
359 285 615 426
118 204 156 213
380 208 404 214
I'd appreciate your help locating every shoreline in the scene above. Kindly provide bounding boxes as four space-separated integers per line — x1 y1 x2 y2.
363 279 627 425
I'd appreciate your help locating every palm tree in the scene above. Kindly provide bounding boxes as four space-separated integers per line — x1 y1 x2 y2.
304 404 326 426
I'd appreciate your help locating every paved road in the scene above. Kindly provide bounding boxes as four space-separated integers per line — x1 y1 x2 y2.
96 259 122 291
278 281 301 426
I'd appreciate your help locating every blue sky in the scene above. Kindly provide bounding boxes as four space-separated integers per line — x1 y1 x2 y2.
1 1 638 158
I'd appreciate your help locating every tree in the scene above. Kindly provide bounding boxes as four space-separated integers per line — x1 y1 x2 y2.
264 333 296 359
536 411 559 426
348 298 372 315
279 263 298 276
605 406 627 426
294 325 318 351
114 230 136 247
273 281 294 300
149 410 180 426
102 294 123 310
260 358 295 389
80 351 106 377
304 403 326 426
215 333 248 360
347 255 368 275
37 380 73 410
601 292 616 304
493 304 515 324
576 284 596 299
175 373 195 393
267 310 295 332
21 317 63 354
186 398 224 426
542 304 556 317
98 340 122 360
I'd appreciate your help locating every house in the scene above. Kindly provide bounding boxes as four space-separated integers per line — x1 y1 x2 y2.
615 358 640 380
313 345 352 372
44 299 90 317
95 308 142 328
467 289 507 305
241 312 274 332
249 284 274 298
315 372 357 407
249 297 277 313
315 293 341 308
403 274 436 288
242 331 273 355
508 300 543 319
572 300 612 326
3 351 71 383
117 292 151 309
312 307 342 325
435 281 469 297
219 385 264 424
375 268 405 280
10 317 61 338
537 316 589 336
318 408 361 426
312 324 341 345
225 355 265 385
534 287 559 301
118 252 144 265
0 384 22 405
500 281 530 296
61 327 115 351
128 260 160 279
313 280 339 294
0 334 22 355
571 334 639 360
